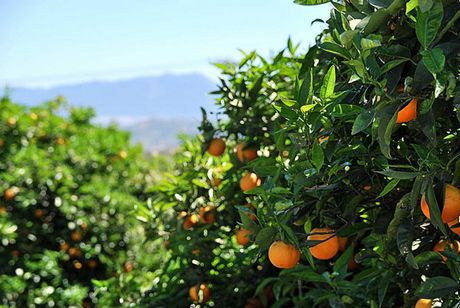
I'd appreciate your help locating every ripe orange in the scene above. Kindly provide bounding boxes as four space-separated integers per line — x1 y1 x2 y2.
240 173 261 191
183 214 199 230
244 298 263 308
56 137 66 145
236 143 258 162
212 178 222 187
268 241 300 269
123 262 134 272
415 298 432 308
433 239 460 262
318 136 329 144
396 98 417 124
199 205 215 224
207 138 226 156
71 231 82 241
88 259 98 268
307 227 339 260
74 261 83 270
363 185 372 191
4 188 16 201
421 184 460 223
189 283 211 303
338 237 347 251
68 247 81 258
236 228 252 246
119 150 128 159
448 218 460 235
60 242 70 252
7 117 16 126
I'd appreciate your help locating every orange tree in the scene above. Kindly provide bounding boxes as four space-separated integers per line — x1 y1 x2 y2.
0 96 168 306
142 0 460 306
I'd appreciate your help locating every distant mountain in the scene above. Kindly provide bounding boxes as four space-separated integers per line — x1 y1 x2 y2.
3 73 218 152
127 117 199 153
4 73 217 118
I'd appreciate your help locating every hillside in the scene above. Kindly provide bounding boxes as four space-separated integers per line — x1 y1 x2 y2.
3 73 217 151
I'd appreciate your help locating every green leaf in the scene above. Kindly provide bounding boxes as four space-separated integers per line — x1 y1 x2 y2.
300 104 316 113
419 0 433 12
415 1 444 49
320 66 336 100
279 265 328 283
294 0 331 5
239 210 259 232
415 251 443 266
312 142 324 172
375 169 418 179
425 184 448 235
415 276 458 298
333 245 354 273
377 105 398 158
297 69 314 105
362 9 390 36
406 0 419 14
352 109 374 135
319 42 352 60
377 178 400 198
421 48 445 75
255 227 277 250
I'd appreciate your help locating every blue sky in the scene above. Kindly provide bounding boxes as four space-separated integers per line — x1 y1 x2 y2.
0 0 330 87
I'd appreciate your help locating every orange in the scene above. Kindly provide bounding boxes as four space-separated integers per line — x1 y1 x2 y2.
338 237 347 251
60 242 70 252
4 188 16 201
448 218 460 235
363 185 372 191
192 249 201 255
207 138 226 156
88 260 98 268
236 143 258 162
74 261 83 270
396 98 417 124
212 178 222 187
123 262 134 272
71 231 82 241
56 137 66 145
189 283 211 303
7 117 16 126
119 150 128 159
415 298 432 308
244 298 263 308
240 173 261 191
236 228 252 246
68 247 81 257
433 239 460 262
421 184 460 223
268 241 300 269
199 205 215 224
34 209 44 218
183 214 199 230
307 227 339 260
